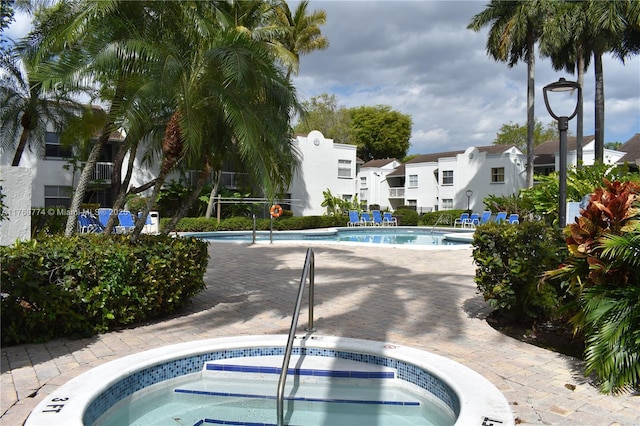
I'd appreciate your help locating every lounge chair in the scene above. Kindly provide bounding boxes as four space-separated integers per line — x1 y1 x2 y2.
77 212 104 233
508 214 520 224
360 212 374 226
97 208 113 227
494 212 507 223
478 210 492 225
117 211 136 233
371 210 384 226
454 213 469 227
347 210 361 226
464 213 480 228
383 212 397 226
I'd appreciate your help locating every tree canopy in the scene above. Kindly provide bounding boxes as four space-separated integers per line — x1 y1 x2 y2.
295 94 412 161
350 105 412 161
494 119 558 153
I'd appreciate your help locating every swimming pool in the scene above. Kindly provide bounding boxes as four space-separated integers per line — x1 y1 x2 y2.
184 227 473 247
25 335 514 426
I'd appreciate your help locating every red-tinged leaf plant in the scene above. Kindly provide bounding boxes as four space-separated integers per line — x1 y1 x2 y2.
545 179 640 394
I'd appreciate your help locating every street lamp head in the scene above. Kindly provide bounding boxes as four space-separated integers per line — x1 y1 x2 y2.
543 78 581 121
466 189 473 197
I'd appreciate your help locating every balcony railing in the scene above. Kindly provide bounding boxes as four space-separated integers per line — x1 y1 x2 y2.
91 162 113 183
388 187 405 198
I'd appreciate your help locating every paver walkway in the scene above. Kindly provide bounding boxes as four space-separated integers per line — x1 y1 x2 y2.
1 242 639 425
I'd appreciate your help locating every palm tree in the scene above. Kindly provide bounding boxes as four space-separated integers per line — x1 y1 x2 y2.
129 16 303 239
272 0 329 80
0 44 76 166
468 0 551 188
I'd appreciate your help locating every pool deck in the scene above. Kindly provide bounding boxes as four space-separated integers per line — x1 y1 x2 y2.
2 242 639 425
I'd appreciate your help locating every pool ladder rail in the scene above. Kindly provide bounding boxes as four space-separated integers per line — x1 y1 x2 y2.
277 247 316 426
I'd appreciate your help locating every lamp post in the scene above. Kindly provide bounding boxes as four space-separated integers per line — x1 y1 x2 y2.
543 77 581 228
465 189 473 213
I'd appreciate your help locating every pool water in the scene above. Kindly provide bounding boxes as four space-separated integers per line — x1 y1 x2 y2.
191 228 465 246
96 356 455 426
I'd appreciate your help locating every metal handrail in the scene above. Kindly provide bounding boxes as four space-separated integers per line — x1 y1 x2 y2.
277 248 316 426
430 213 452 233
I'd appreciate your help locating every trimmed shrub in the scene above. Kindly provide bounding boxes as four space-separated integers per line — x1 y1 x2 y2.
394 209 420 226
472 221 567 322
1 234 208 345
420 209 466 226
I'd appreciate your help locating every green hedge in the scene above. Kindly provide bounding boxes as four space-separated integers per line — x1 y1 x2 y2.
162 214 350 232
472 221 568 321
0 234 208 345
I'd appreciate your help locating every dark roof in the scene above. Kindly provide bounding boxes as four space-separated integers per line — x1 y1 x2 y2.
618 133 640 164
386 163 405 177
533 135 595 165
534 135 595 156
361 158 398 168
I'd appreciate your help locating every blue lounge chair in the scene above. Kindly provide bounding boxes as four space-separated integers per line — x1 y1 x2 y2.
360 212 374 226
347 210 361 226
383 212 397 226
508 214 520 224
494 212 507 223
478 210 492 225
372 210 384 226
97 208 112 227
464 213 480 228
117 211 136 233
77 212 104 233
454 213 469 227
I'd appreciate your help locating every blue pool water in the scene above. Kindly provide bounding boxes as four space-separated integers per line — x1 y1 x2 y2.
186 228 468 246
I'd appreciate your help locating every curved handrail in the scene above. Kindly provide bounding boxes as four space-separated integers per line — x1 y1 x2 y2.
277 248 316 426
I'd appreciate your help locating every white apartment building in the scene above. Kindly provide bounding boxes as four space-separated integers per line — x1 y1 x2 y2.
533 135 627 175
287 130 358 216
357 158 401 211
383 145 526 213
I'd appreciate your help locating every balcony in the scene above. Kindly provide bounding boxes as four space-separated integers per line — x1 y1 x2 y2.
91 162 113 183
388 187 405 198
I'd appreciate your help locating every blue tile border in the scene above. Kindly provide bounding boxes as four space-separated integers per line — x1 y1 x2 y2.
205 363 395 379
85 347 459 425
174 388 421 406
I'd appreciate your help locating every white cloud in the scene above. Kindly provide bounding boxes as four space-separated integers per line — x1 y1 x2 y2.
293 1 640 154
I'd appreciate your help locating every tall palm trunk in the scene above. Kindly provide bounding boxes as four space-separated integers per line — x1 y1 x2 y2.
204 170 221 218
104 138 138 234
64 80 126 236
525 32 535 189
576 52 585 168
593 51 605 163
130 112 183 241
12 109 34 166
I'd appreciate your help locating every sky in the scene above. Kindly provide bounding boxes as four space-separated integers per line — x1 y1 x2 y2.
290 0 640 155
4 1 640 156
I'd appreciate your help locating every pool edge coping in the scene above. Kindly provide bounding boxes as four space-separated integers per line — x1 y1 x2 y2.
25 335 514 426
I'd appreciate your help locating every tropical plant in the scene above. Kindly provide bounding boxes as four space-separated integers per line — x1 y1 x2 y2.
519 162 638 225
321 188 360 215
544 179 640 393
468 0 552 188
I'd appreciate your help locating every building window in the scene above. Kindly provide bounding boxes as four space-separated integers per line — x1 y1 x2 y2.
338 160 352 178
406 199 417 206
45 132 72 159
442 170 453 185
44 185 72 208
408 174 418 188
491 167 505 183
442 199 453 210
360 176 367 188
